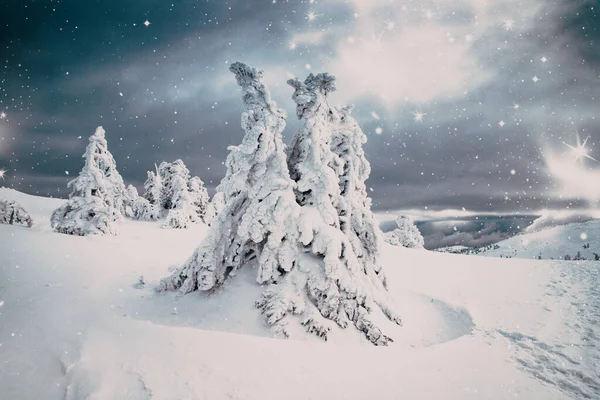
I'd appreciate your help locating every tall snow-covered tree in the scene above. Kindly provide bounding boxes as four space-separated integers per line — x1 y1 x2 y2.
282 72 401 345
330 104 386 286
160 61 300 298
51 126 126 236
385 215 424 248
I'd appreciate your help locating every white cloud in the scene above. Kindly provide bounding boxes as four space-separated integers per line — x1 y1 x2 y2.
325 0 542 106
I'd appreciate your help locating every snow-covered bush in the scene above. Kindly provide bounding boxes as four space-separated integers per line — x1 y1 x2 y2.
51 126 127 236
0 199 32 227
160 61 300 301
384 216 424 248
160 64 401 346
136 160 211 227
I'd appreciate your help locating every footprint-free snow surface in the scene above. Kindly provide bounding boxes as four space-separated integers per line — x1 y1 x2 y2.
1 188 599 399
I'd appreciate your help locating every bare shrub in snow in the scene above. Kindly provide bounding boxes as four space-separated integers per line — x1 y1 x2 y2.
51 126 127 236
385 216 424 249
0 199 33 227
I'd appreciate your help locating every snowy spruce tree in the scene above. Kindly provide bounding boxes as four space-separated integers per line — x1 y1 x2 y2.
330 104 387 286
134 161 210 226
188 176 211 224
159 61 300 302
161 64 401 345
281 72 401 344
384 215 424 248
158 159 210 228
0 199 33 227
51 126 127 236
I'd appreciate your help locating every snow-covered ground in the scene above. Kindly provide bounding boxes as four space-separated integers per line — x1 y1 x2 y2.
479 219 600 261
1 188 599 399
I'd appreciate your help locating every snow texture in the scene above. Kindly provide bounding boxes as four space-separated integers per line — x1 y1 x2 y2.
0 198 32 227
2 187 599 400
385 215 425 249
160 62 300 299
50 126 127 236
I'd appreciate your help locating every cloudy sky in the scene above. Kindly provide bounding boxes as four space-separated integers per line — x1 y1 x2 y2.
1 0 599 219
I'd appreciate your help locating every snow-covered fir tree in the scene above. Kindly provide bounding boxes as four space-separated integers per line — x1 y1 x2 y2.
157 159 210 228
143 168 162 206
135 161 210 226
281 72 401 344
160 160 197 229
188 176 211 224
160 61 300 301
384 215 424 249
162 65 400 345
0 199 33 227
51 126 127 236
330 104 386 286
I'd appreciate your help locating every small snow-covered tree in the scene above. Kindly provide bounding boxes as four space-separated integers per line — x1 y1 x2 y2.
51 126 126 236
162 164 197 229
143 168 163 206
156 159 210 228
160 61 300 298
0 199 32 227
188 176 211 224
384 216 424 248
281 72 401 345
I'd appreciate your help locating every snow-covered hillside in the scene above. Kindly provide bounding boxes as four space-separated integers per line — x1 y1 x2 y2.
479 218 600 260
1 188 599 399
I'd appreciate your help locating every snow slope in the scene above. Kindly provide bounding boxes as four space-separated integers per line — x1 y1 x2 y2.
1 188 599 399
479 218 600 260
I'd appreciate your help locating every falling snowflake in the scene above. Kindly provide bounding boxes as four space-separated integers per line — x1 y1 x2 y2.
580 232 588 240
510 169 516 175
0 169 6 180
65 171 69 175
0 112 6 120
498 121 505 127
532 76 539 83
375 127 383 135
513 103 520 110
541 56 548 63
371 111 380 120
289 41 297 50
306 11 317 22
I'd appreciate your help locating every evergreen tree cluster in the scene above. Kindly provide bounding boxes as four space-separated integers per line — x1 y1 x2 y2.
50 127 212 235
160 62 401 345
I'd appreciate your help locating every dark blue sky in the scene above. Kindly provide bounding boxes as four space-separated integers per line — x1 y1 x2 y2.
1 0 599 213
